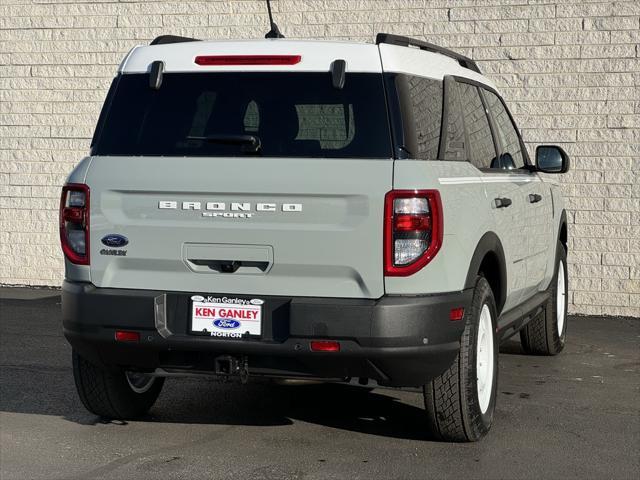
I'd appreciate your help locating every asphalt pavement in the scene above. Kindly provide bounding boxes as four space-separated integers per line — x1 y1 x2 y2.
1 287 638 480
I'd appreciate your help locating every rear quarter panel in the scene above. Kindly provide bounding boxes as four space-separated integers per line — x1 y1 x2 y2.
386 160 492 295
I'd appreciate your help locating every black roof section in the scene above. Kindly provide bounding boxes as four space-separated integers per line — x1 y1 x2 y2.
150 35 201 46
376 33 481 74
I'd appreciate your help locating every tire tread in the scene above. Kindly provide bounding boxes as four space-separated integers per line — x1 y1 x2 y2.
72 351 163 419
520 242 567 356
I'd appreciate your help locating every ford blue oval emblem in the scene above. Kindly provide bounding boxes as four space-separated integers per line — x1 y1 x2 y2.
213 319 240 329
101 234 128 248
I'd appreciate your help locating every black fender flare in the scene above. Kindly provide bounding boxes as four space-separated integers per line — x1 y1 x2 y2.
541 209 568 293
557 209 568 250
464 232 507 314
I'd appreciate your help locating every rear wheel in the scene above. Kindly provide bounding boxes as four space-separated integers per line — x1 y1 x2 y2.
72 350 164 419
423 276 498 442
520 241 567 355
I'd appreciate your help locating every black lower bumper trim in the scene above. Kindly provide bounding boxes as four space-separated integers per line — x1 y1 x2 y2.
62 281 472 387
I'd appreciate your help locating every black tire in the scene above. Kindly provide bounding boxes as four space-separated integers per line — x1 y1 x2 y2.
520 241 568 356
423 276 499 442
72 350 164 419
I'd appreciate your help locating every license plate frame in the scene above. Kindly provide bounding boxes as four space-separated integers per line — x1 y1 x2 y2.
189 295 263 339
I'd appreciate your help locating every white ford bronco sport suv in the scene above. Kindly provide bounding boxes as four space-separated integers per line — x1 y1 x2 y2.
61 32 570 442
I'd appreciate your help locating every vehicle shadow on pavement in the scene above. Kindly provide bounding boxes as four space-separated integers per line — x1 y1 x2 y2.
0 355 433 440
150 380 432 440
498 338 527 355
281 383 431 440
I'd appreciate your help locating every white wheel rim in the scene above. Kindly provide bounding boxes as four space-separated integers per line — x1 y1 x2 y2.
125 372 155 394
557 261 566 335
476 304 494 414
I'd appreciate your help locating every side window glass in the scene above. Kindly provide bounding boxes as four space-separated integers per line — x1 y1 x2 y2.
456 82 497 169
483 90 525 169
406 76 442 159
90 77 119 151
441 78 466 161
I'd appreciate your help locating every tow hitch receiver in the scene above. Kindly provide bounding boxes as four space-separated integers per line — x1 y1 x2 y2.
214 355 249 383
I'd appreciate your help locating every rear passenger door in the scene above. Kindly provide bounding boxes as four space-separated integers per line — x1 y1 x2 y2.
482 89 551 300
448 79 529 312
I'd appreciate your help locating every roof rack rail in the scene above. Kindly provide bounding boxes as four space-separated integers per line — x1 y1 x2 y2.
150 35 200 46
375 33 481 74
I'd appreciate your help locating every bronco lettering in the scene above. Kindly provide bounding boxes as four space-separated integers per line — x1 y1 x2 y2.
158 201 302 212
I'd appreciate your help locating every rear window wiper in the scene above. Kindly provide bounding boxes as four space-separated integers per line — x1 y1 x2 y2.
186 134 261 153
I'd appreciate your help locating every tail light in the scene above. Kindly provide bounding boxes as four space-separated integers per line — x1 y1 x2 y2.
384 190 443 276
59 183 90 265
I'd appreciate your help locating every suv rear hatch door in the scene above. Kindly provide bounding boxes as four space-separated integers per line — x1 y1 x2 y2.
86 70 393 299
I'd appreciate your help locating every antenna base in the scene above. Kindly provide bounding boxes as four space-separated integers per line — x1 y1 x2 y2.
265 23 284 38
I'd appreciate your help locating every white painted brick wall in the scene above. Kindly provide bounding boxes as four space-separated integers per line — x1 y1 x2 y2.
1 0 638 317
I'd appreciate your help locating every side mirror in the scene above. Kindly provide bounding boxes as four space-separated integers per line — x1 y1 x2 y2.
535 145 570 174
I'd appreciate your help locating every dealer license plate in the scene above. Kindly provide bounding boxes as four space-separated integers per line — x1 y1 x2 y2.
190 295 263 338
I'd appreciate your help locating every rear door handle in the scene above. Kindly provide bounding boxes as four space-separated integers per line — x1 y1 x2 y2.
529 193 542 203
494 197 512 208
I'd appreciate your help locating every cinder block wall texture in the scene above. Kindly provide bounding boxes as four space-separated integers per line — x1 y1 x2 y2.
1 0 639 317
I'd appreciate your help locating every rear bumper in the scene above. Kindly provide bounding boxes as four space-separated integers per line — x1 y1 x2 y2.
62 281 472 387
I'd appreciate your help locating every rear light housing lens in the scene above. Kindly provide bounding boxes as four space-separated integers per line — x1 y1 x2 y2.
194 55 302 66
384 190 443 276
310 340 340 352
450 307 465 321
59 183 89 265
115 330 140 342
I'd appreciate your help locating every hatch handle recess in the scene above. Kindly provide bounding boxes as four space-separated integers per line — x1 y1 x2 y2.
188 259 270 274
183 243 274 275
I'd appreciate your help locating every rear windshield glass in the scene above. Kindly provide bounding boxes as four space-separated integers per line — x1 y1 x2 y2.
92 72 392 158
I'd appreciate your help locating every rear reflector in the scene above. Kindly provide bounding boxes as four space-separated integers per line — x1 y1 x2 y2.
115 330 140 342
310 340 340 352
194 55 302 66
450 307 465 321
